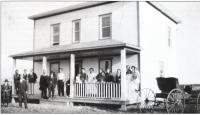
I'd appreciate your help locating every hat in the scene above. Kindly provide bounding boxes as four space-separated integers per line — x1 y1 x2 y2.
4 79 8 82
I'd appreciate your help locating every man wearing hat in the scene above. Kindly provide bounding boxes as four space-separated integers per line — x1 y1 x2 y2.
18 76 28 109
1 79 12 107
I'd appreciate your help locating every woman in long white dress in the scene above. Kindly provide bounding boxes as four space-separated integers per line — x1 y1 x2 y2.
86 68 97 97
126 66 141 103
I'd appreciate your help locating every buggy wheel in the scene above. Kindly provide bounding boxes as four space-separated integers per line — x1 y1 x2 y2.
197 92 200 113
166 88 185 113
139 88 155 113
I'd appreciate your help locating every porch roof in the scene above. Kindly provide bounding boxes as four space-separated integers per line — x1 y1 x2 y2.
10 39 140 59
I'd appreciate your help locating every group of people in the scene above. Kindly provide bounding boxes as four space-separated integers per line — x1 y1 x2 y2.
75 65 140 86
75 68 117 84
39 68 70 99
74 65 140 98
14 69 37 95
9 65 139 108
13 69 37 109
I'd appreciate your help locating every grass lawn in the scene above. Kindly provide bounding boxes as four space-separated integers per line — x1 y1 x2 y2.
2 100 198 113
1 102 134 114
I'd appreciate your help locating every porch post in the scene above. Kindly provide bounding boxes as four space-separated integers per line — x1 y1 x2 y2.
120 48 127 111
70 53 75 98
42 56 47 73
12 58 16 95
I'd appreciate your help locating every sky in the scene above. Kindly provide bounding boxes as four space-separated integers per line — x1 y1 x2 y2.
1 2 200 84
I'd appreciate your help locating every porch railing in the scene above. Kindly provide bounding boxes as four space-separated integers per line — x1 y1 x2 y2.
74 83 121 99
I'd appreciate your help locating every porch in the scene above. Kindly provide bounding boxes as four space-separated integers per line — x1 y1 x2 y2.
10 39 141 110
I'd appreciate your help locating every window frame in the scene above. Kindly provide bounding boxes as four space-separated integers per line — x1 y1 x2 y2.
72 19 81 43
50 23 60 46
99 13 112 40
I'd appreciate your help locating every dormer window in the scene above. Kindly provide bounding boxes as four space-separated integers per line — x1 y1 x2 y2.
72 20 81 43
51 24 60 46
99 14 112 39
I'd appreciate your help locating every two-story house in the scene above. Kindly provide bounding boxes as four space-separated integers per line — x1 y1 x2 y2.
10 1 180 110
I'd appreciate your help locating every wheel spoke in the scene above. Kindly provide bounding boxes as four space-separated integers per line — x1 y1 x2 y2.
167 89 184 113
140 88 155 113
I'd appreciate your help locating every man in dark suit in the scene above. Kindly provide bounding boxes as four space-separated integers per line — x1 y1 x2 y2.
104 68 114 82
18 77 28 109
23 69 28 80
14 69 20 94
28 69 37 94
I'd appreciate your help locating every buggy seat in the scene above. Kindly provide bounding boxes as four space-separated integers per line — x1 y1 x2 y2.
156 77 179 98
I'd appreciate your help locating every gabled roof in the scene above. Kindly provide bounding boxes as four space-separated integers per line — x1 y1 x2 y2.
28 1 115 20
147 2 181 24
29 1 180 24
10 39 140 58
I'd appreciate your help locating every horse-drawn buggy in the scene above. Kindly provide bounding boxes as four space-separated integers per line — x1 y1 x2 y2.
139 77 200 113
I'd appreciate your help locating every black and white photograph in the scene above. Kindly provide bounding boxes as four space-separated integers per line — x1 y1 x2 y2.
1 1 200 114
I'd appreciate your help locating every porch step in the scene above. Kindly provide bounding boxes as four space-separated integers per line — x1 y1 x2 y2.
66 97 129 105
13 94 40 104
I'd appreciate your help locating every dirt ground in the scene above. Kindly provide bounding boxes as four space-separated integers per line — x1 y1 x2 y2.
1 101 198 114
1 102 137 114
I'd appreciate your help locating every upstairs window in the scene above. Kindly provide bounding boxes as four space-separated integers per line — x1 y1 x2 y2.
51 24 60 46
73 20 80 43
99 14 112 39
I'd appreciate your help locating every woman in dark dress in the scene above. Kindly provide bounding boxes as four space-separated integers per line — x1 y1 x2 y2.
96 68 105 82
115 69 121 83
39 71 48 99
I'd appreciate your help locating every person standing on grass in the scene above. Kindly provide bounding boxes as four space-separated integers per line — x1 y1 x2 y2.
13 69 21 94
39 70 48 99
28 69 37 94
48 71 57 99
18 76 28 109
57 68 65 96
2 79 12 107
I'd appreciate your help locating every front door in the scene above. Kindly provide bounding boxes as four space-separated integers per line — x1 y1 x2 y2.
50 62 60 75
